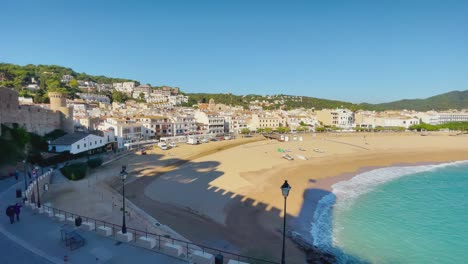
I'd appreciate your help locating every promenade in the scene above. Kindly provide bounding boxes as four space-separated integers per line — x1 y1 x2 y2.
0 173 185 264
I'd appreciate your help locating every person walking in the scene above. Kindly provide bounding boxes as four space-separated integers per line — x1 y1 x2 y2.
14 203 22 222
14 170 19 180
5 206 15 224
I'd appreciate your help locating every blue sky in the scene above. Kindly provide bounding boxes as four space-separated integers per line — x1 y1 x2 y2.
1 0 467 103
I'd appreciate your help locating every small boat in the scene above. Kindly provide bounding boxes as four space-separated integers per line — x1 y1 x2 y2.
283 154 294 161
169 142 177 148
298 147 306 151
313 148 325 153
283 148 292 152
295 154 308 160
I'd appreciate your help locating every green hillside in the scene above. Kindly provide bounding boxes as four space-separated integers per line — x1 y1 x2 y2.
362 90 468 111
186 93 359 110
0 63 137 103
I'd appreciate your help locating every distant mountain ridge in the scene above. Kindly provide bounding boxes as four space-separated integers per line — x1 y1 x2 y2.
363 90 468 111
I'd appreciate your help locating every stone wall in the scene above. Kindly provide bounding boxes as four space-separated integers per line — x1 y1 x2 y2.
0 87 74 136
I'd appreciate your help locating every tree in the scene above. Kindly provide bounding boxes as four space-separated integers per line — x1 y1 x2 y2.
264 127 273 133
112 91 128 103
139 92 145 101
256 128 265 133
276 126 290 133
10 125 30 148
296 126 308 132
68 79 78 88
240 128 251 134
315 127 326 133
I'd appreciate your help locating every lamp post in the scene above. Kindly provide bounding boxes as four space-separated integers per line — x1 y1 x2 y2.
34 165 41 208
22 160 28 194
280 180 291 264
120 166 128 234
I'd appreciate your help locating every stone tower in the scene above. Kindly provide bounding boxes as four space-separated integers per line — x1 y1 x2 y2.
48 92 74 134
208 98 216 112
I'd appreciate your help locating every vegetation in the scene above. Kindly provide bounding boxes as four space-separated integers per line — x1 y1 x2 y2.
0 63 137 102
296 126 308 132
409 122 468 131
87 157 103 168
0 125 66 167
240 128 251 134
315 127 326 132
276 126 291 133
361 90 468 111
61 162 88 181
111 91 129 103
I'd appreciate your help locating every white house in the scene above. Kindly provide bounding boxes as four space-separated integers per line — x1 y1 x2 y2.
48 133 107 155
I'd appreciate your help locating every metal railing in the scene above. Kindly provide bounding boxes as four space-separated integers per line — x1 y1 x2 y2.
34 203 278 264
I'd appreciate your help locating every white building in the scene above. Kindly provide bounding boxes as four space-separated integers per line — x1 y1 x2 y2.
194 111 225 135
48 133 107 155
61 75 74 83
99 118 143 149
355 111 419 129
113 82 136 95
168 95 189 106
415 111 468 125
171 116 197 136
77 93 111 104
136 116 173 139
316 108 355 129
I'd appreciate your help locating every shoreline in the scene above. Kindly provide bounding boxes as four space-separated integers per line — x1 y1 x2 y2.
294 159 468 249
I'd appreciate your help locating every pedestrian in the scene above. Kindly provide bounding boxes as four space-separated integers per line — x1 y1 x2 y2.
5 206 15 224
14 203 22 222
14 170 19 180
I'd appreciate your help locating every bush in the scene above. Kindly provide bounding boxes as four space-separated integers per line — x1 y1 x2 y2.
61 162 87 181
87 158 103 168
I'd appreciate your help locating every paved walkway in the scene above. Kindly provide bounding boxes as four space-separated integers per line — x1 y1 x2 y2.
0 178 185 264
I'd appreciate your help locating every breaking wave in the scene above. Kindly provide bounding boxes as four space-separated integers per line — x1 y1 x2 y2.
311 160 468 252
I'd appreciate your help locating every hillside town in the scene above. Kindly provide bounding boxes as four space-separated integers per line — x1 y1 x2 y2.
2 75 468 157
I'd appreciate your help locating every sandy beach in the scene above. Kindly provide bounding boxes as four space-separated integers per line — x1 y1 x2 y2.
43 132 468 263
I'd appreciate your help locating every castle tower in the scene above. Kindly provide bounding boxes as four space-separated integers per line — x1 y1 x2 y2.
208 98 216 112
48 92 74 134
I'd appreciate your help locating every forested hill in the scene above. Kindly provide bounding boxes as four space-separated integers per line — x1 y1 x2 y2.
186 93 359 110
0 63 136 91
363 90 468 111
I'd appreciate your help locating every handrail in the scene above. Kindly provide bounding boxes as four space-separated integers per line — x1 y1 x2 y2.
36 203 278 264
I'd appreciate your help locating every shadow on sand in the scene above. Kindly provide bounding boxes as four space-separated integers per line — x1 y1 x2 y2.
106 151 369 264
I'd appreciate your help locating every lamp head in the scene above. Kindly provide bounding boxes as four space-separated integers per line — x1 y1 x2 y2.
120 166 128 181
281 180 291 198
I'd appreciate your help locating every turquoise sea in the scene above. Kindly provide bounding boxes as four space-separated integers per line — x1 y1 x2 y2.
311 161 468 264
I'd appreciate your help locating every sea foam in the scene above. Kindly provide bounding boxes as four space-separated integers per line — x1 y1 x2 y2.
311 160 468 250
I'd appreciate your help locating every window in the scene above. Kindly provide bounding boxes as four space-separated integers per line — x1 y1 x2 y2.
84 143 87 147
77 144 80 149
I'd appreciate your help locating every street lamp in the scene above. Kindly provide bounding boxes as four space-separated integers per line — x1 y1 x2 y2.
120 166 128 234
22 160 28 196
280 180 291 264
35 165 41 208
